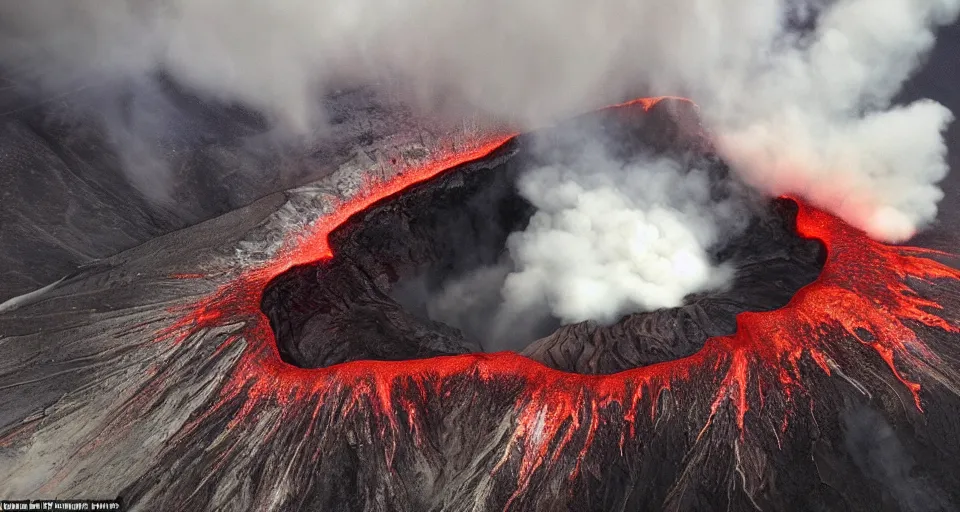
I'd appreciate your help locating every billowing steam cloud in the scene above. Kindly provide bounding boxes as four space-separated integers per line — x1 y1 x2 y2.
0 0 774 129
415 142 753 351
2 0 956 236
702 0 960 242
1 0 957 326
500 150 740 325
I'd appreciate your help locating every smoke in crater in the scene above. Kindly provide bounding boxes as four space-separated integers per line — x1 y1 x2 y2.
500 149 744 323
414 139 754 351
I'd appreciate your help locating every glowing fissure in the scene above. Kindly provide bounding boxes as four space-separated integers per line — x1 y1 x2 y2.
161 98 960 507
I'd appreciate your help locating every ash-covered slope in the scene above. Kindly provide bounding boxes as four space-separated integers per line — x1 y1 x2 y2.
1 98 959 512
0 76 494 301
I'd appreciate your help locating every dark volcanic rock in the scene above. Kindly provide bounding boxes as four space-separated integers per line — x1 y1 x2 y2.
262 104 822 374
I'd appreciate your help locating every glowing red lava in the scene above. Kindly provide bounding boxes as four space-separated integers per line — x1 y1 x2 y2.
160 97 960 508
613 95 699 112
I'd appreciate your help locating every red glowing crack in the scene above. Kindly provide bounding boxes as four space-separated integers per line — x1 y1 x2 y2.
159 97 960 509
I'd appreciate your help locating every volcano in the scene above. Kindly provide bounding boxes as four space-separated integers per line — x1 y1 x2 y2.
1 93 959 512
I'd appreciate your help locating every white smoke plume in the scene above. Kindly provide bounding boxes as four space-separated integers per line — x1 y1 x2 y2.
701 0 960 242
1 0 956 237
1 0 957 327
1 0 955 238
414 142 753 351
500 149 741 326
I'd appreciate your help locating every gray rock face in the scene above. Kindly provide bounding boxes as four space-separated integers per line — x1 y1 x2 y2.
0 78 498 301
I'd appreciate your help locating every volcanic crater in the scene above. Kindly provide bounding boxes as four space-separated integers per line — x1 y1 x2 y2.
261 101 826 374
3 95 960 512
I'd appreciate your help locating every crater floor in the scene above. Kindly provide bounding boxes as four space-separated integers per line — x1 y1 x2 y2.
262 105 825 374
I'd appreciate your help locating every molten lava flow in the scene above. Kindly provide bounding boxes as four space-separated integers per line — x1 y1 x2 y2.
612 95 699 112
159 98 960 510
